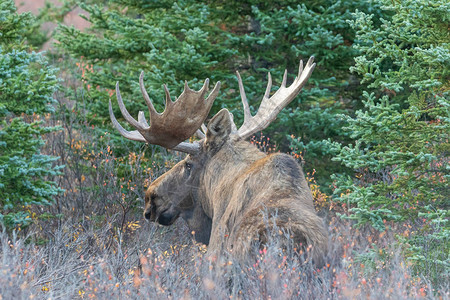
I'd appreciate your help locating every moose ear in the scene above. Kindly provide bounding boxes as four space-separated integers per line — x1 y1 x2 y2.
206 108 233 147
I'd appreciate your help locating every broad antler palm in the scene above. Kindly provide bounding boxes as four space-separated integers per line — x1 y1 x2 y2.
235 56 316 139
109 72 221 154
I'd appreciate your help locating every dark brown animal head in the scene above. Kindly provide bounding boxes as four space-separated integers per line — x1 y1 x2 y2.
110 57 328 265
143 160 192 225
142 108 234 243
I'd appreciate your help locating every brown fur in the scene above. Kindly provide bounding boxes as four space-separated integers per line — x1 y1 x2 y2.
144 109 328 266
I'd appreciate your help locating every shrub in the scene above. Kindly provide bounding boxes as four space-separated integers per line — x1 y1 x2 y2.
0 0 62 230
330 0 449 283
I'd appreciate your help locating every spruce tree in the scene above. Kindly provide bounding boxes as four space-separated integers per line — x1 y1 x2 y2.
0 0 63 229
331 0 449 281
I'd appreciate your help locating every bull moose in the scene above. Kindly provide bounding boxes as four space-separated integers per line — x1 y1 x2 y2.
109 57 328 266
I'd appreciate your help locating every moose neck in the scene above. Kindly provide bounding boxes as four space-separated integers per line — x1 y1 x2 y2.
200 138 266 219
180 201 212 245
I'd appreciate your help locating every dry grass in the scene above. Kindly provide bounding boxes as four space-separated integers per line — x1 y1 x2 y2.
1 207 447 299
0 61 448 299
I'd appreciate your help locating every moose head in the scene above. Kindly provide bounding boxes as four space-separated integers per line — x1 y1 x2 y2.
109 57 328 265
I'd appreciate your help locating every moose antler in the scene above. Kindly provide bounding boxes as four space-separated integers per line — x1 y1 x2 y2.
235 57 316 140
109 72 221 154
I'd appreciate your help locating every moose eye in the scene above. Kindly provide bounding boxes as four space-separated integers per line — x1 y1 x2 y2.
184 163 193 176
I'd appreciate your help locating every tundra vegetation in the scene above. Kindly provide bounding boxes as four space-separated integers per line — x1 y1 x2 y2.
0 0 449 299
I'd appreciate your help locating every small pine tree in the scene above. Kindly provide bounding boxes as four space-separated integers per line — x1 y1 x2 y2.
0 0 63 229
331 0 449 282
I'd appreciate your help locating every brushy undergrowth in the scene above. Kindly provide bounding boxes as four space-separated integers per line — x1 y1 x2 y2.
0 79 448 298
1 209 448 299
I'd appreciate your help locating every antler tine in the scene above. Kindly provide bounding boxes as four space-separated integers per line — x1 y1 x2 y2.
200 78 210 95
281 69 288 87
163 84 173 111
229 111 238 132
297 59 304 79
109 99 147 142
236 71 252 123
236 57 316 140
116 82 147 130
139 72 159 119
138 111 149 127
205 80 221 106
263 72 272 99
